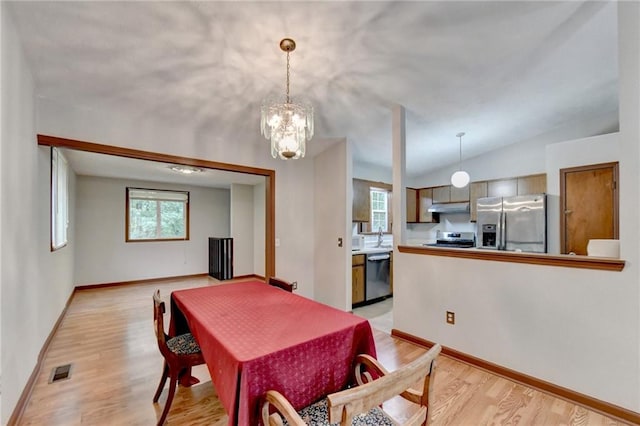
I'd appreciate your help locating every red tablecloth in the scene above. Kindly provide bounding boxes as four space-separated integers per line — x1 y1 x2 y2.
170 280 377 426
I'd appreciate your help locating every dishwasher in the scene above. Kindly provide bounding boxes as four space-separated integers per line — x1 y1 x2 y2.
365 252 391 301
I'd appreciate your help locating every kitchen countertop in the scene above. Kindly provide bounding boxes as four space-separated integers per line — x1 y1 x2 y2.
352 247 393 255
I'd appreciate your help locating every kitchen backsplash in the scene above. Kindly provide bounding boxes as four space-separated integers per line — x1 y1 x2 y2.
351 224 393 248
407 213 477 244
352 213 478 247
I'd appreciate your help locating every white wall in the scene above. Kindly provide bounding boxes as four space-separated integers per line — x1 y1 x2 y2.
74 176 229 285
230 183 255 277
393 2 640 412
408 108 619 189
546 133 620 254
353 160 392 183
1 8 76 424
314 139 351 310
36 96 317 298
253 181 266 277
0 4 4 420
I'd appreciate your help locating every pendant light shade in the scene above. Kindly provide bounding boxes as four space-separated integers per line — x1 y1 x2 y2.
451 170 470 188
451 132 470 188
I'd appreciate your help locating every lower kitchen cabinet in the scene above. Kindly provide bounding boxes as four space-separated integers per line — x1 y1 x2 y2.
352 254 365 304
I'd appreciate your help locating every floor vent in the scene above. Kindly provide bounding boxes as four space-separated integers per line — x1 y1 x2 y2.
49 364 72 383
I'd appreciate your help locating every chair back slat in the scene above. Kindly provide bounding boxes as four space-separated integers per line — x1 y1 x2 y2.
327 344 441 425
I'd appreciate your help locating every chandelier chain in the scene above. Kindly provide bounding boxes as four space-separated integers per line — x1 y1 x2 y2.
286 51 291 104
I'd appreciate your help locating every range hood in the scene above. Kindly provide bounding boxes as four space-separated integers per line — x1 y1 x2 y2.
428 202 470 213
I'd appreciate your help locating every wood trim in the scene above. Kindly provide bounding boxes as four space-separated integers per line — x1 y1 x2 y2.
397 245 625 271
265 173 276 280
37 134 277 281
75 273 209 290
37 134 272 176
391 329 640 425
8 289 77 426
232 273 265 281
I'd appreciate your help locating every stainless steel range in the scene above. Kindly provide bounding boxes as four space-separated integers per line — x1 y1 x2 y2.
423 231 476 248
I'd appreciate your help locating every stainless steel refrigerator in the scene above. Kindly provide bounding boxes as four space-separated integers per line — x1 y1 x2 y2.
476 194 547 253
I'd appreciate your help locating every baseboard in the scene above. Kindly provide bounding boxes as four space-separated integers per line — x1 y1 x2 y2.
8 289 77 425
391 329 640 425
231 274 265 281
75 273 209 290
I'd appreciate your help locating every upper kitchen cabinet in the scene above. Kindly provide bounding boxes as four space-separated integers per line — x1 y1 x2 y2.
432 185 451 203
352 178 371 222
406 188 418 223
487 178 517 198
469 181 488 222
418 188 438 223
450 185 470 202
431 184 469 203
517 173 547 195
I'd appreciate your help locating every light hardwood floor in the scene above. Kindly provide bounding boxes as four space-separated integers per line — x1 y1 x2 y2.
17 276 628 425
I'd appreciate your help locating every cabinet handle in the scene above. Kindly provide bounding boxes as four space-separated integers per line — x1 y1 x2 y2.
564 210 572 214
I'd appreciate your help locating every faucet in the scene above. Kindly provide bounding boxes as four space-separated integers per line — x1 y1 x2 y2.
377 227 384 247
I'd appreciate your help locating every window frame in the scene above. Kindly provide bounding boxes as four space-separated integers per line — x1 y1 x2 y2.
125 187 190 242
370 187 390 233
51 147 69 251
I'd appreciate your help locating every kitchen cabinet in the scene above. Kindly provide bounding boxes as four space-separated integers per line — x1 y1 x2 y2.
352 179 371 222
406 188 418 223
469 181 488 222
517 173 547 195
432 185 451 203
450 185 470 202
487 178 517 198
352 254 365 304
418 188 438 223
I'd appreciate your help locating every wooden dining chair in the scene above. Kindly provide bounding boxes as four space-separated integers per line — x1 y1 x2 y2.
152 290 205 426
268 276 297 292
261 343 441 426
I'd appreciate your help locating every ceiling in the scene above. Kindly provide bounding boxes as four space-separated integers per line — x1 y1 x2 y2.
8 1 618 178
61 149 265 189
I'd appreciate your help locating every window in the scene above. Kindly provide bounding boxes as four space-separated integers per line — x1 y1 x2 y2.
370 188 388 232
126 188 189 241
51 147 69 250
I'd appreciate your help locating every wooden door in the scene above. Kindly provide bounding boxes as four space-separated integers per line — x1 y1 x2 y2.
432 186 450 203
352 179 371 222
517 174 547 195
450 185 470 202
352 255 365 305
418 188 437 223
469 181 488 222
487 178 517 197
406 188 417 223
560 162 618 255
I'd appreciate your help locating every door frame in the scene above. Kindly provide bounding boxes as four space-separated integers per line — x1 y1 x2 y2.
37 134 277 280
559 161 619 254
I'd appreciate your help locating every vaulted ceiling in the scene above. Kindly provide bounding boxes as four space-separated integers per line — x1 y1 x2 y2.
7 1 618 177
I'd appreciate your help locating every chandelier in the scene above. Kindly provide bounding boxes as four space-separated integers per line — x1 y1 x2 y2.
261 38 314 160
450 132 470 188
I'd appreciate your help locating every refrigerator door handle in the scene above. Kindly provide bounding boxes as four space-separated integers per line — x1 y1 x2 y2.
500 211 507 250
496 211 503 250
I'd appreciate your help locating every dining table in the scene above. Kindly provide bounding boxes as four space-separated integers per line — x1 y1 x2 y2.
169 280 377 426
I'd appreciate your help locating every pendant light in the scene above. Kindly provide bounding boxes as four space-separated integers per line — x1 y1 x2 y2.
260 38 314 160
450 132 470 188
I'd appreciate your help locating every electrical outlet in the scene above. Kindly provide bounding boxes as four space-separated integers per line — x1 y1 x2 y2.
446 311 455 325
